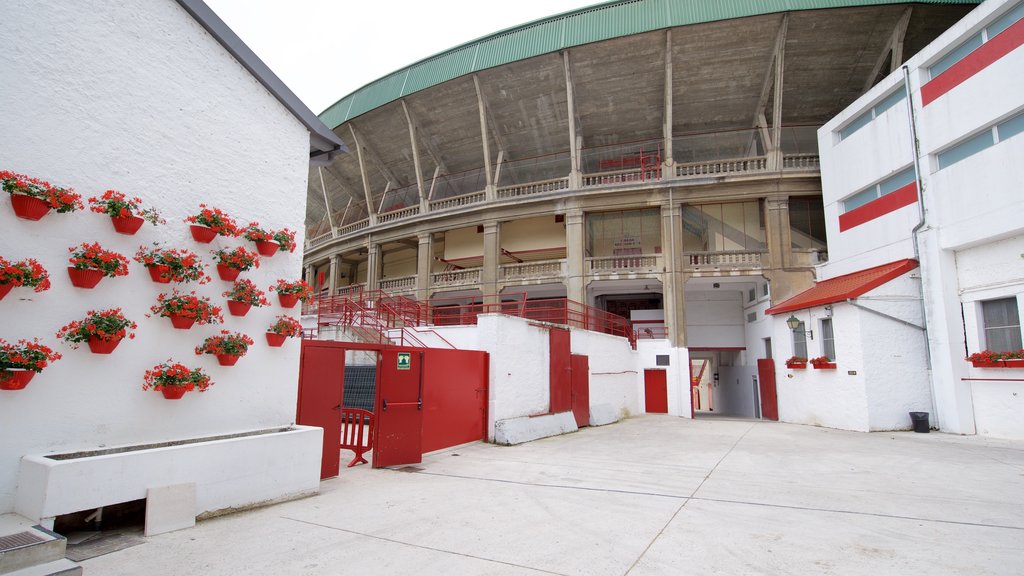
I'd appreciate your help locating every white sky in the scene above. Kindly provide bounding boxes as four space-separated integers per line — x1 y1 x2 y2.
204 0 598 115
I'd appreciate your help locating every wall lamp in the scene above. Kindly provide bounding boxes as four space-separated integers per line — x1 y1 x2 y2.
786 314 813 339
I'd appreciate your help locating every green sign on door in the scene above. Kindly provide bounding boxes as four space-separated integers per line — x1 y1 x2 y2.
397 352 411 370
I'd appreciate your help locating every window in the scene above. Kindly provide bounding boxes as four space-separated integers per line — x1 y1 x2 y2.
842 168 915 213
764 338 773 359
982 298 1022 352
748 288 756 302
837 89 907 141
747 312 757 323
762 283 769 297
821 318 835 360
929 3 1024 79
936 111 1024 170
792 321 807 358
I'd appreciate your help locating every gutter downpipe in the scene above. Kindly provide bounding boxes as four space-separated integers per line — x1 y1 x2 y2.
902 65 939 426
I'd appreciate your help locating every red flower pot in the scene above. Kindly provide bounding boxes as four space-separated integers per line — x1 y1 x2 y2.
970 360 1004 368
169 314 196 329
10 194 50 220
67 267 104 289
111 215 145 235
0 370 35 390
1004 359 1024 368
216 264 241 282
148 264 172 283
87 336 122 354
227 300 251 317
189 225 217 243
812 363 837 370
786 362 807 369
216 354 241 366
266 332 286 347
0 284 12 301
255 241 279 257
278 293 299 308
160 387 187 400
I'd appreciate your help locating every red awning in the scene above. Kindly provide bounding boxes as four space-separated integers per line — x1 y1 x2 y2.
765 259 919 315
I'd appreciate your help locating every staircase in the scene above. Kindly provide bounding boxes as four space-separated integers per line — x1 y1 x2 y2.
313 290 452 348
0 516 80 576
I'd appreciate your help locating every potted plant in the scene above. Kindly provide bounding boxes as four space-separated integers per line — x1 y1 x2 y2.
270 279 314 308
184 204 239 243
1004 350 1024 368
56 308 137 354
0 338 62 390
66 242 130 289
1 170 83 220
223 278 270 317
143 359 213 399
785 356 807 369
211 246 260 281
133 245 210 284
149 290 223 330
967 350 1007 368
273 228 297 254
88 190 164 234
809 356 837 369
266 315 302 346
195 330 255 366
0 256 50 300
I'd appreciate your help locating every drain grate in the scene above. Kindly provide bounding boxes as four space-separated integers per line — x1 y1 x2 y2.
0 530 46 552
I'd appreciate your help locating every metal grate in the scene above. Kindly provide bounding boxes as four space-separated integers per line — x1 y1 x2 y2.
0 530 45 552
343 364 377 412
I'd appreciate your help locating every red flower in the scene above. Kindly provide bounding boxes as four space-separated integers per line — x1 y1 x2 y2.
67 242 130 277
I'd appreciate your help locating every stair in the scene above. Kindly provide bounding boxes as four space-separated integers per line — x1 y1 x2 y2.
0 517 81 576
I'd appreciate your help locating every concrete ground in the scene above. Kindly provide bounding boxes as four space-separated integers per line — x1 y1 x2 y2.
82 416 1024 575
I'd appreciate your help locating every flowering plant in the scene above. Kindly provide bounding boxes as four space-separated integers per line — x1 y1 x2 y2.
224 279 270 306
0 170 83 213
149 290 223 325
241 223 275 243
185 204 239 237
56 308 137 347
195 330 255 357
0 256 50 291
268 315 303 337
967 350 1024 362
784 356 807 365
273 228 297 252
212 246 260 271
67 242 130 277
134 245 210 284
808 356 833 366
270 279 314 302
143 360 213 392
0 338 62 373
88 190 164 225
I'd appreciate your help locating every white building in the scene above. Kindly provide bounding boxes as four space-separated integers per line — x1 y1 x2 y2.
769 0 1024 438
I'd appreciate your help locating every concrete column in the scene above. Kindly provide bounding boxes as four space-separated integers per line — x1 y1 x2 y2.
565 208 586 304
482 221 500 305
662 29 674 168
563 51 581 189
473 75 495 201
417 232 433 302
327 255 339 296
305 263 314 287
764 196 792 272
366 242 381 291
661 201 686 347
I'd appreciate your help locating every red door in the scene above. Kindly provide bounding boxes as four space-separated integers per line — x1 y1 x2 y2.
296 342 344 479
570 354 589 427
421 349 488 453
373 349 424 468
549 328 571 413
757 358 778 421
644 369 668 413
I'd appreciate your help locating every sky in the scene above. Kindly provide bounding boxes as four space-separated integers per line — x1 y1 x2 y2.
204 0 599 115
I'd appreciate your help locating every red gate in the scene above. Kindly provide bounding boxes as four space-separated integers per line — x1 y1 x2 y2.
422 349 488 453
549 328 572 413
374 349 425 468
570 354 589 427
296 342 345 479
644 369 668 413
757 359 778 421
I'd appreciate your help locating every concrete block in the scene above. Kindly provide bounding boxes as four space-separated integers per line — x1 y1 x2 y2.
4 558 81 575
494 412 578 445
145 483 196 536
589 403 621 426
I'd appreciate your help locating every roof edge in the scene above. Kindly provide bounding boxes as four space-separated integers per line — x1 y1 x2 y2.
765 258 919 315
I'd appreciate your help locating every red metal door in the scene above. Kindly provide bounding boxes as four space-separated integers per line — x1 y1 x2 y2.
421 349 488 453
373 349 424 468
296 342 345 479
644 369 668 413
570 354 589 427
549 328 571 413
757 359 778 421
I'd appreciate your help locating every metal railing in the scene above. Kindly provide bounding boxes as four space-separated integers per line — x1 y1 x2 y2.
587 255 661 273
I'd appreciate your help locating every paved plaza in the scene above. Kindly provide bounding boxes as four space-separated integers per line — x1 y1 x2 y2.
83 416 1024 575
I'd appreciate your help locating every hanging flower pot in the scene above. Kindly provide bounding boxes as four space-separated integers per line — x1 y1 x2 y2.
196 331 253 365
185 205 240 242
270 279 314 309
66 242 130 289
189 225 217 243
0 284 12 301
278 293 299 308
87 336 122 354
134 246 210 284
254 241 279 257
216 264 241 282
226 300 251 317
151 291 223 330
216 354 241 366
0 370 35 390
67 267 104 289
89 190 164 235
169 314 196 329
161 387 188 400
212 247 259 282
144 359 213 399
266 315 302 347
147 264 172 283
265 332 286 347
111 216 145 235
3 171 83 221
242 224 295 256
0 257 50 297
10 194 51 220
58 309 136 354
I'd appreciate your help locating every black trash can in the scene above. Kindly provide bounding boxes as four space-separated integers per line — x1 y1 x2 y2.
909 411 930 433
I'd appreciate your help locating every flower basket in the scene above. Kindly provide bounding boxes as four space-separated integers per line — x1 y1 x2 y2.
185 205 240 241
967 350 1024 368
89 190 164 235
0 338 62 389
223 279 269 316
270 279 314 309
227 300 251 317
2 170 83 220
216 264 241 282
212 246 259 281
134 245 210 284
196 331 254 366
66 242 129 289
0 370 35 391
0 256 51 298
255 241 279 257
150 291 223 330
57 308 137 354
147 264 172 284
785 356 807 369
266 315 302 346
265 333 287 347
144 359 213 399
1004 359 1024 368
243 224 296 257
67 267 104 289
809 356 836 370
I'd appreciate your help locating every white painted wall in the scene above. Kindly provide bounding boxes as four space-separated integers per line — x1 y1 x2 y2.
0 0 314 514
636 341 691 418
570 328 641 419
684 289 745 348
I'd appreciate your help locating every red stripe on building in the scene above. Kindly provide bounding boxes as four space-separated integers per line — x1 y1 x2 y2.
838 182 918 232
922 17 1024 106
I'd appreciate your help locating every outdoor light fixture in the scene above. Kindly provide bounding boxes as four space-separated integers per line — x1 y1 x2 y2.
786 314 813 339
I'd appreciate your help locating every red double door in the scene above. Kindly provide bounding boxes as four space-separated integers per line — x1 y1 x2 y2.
549 328 590 428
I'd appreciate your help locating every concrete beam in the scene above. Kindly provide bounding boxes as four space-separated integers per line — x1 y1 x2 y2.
563 50 581 186
348 124 377 223
401 101 448 174
864 7 912 91
663 29 674 167
473 74 494 196
349 122 403 190
401 99 426 205
752 14 788 156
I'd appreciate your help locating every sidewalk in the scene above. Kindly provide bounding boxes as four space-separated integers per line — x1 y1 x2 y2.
82 416 1024 575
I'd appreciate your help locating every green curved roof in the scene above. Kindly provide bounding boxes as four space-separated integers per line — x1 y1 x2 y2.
319 0 978 128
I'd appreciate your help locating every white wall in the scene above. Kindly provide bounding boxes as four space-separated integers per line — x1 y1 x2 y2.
685 289 745 348
570 328 641 419
636 341 691 418
0 0 313 514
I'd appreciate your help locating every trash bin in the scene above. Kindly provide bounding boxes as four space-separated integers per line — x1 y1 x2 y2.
909 411 930 433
